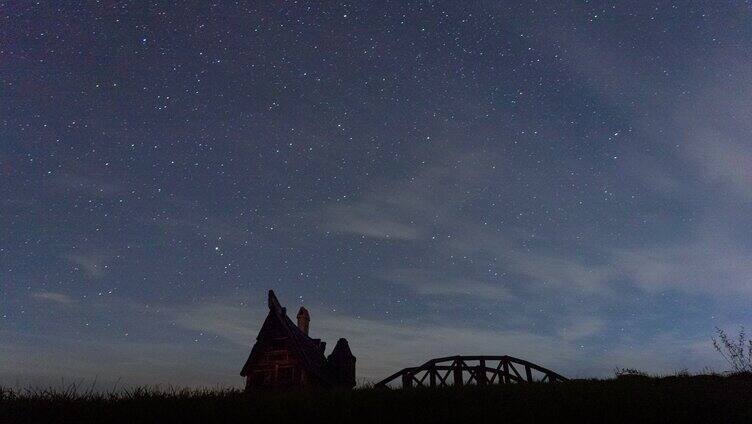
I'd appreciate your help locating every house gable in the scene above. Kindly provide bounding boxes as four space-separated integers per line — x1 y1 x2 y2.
240 291 339 389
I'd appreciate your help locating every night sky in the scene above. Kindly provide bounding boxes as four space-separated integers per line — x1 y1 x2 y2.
2 1 752 388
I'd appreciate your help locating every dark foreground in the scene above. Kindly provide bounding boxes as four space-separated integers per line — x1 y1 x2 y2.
3 374 752 423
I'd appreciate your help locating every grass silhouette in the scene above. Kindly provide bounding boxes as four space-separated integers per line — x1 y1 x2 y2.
3 373 752 423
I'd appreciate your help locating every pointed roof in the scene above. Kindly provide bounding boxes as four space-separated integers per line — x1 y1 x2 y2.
329 338 355 361
240 290 336 387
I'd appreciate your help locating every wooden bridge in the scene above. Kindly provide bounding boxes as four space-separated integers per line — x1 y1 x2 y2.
374 355 568 388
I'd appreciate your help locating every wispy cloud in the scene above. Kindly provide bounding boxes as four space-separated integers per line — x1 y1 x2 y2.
175 302 261 347
379 268 515 301
314 153 496 241
445 225 617 296
64 252 110 279
322 202 423 240
675 69 752 202
557 317 606 342
32 291 76 305
612 238 752 296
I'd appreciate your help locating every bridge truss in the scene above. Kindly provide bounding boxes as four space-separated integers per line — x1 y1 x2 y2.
374 355 568 389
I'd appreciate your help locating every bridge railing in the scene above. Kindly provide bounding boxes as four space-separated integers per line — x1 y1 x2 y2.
374 355 568 389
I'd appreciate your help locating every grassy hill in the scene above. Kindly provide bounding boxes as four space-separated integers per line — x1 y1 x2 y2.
3 373 752 423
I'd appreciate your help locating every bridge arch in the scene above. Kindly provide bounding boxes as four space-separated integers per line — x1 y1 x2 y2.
374 355 568 388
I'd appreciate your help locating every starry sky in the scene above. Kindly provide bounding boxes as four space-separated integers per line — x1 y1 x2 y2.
2 1 752 388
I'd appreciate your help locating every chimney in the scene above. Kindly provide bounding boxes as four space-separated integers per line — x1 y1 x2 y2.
297 306 310 335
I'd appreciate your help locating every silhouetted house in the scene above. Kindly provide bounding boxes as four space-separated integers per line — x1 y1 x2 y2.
240 290 356 390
